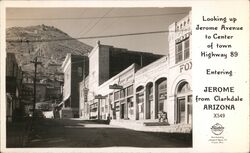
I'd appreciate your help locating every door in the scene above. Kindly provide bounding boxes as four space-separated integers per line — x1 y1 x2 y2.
121 104 125 119
177 97 185 123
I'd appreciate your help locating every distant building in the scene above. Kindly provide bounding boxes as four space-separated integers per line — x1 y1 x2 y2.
79 76 89 119
24 83 47 102
44 78 63 102
61 53 88 118
6 53 23 122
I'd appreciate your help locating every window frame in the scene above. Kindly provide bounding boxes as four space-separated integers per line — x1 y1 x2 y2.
175 37 190 64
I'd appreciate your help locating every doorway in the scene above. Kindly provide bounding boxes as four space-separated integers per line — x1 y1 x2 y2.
176 81 192 124
177 97 185 123
121 103 125 119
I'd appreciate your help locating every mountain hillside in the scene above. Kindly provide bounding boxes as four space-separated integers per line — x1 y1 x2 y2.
6 25 93 79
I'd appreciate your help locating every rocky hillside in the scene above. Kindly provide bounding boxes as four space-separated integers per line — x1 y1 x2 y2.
6 25 93 79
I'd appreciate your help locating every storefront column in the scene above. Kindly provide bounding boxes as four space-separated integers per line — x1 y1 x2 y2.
133 89 137 120
125 89 128 119
112 91 115 120
145 86 149 119
143 90 146 120
125 102 128 119
108 94 110 118
154 82 158 119
151 82 156 119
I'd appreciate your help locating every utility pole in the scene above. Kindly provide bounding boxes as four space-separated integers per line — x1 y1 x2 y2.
30 56 42 118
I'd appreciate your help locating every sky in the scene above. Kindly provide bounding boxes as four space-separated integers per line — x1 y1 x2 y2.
6 7 191 55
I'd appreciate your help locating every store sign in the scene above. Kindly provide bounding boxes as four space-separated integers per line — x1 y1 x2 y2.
180 61 192 73
119 68 134 85
95 94 105 99
109 84 123 89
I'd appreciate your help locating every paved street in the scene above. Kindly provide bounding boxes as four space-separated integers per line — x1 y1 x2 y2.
25 118 192 148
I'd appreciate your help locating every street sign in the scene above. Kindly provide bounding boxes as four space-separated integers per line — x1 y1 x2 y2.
95 94 105 99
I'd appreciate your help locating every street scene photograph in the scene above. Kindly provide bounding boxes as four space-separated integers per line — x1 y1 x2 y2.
5 7 192 148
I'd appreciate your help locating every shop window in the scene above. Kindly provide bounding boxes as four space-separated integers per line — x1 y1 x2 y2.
138 103 144 113
127 85 133 96
120 89 125 98
109 93 113 102
115 102 120 112
158 80 167 100
128 97 133 107
105 105 108 113
156 78 167 115
137 93 144 103
114 91 119 101
187 95 192 124
159 101 164 111
148 83 153 100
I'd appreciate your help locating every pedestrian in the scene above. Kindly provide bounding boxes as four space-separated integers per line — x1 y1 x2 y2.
158 111 163 122
106 114 111 124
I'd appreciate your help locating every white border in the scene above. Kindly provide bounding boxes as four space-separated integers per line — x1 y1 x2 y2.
1 1 249 153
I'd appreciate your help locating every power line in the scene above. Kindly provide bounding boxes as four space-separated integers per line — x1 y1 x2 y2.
80 8 113 36
6 29 190 43
7 12 188 21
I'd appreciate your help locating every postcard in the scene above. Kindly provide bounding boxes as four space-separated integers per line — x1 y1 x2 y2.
1 1 249 153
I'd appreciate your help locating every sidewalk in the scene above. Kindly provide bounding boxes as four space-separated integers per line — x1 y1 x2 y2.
6 119 32 148
110 119 192 133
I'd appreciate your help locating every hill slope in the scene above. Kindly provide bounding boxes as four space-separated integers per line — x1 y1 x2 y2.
6 25 93 79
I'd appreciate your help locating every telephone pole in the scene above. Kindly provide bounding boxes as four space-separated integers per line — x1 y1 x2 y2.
30 56 42 118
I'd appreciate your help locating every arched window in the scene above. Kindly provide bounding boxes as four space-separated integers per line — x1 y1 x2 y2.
136 86 144 120
176 81 192 124
155 78 167 117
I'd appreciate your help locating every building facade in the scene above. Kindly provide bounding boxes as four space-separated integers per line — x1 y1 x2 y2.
80 12 192 127
6 53 23 121
79 76 89 119
80 41 163 120
24 83 47 102
61 53 88 118
168 12 192 124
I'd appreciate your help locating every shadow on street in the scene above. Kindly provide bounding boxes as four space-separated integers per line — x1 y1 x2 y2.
7 118 192 148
